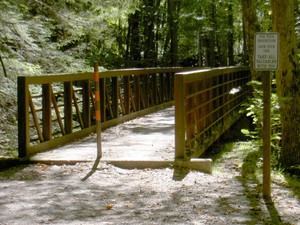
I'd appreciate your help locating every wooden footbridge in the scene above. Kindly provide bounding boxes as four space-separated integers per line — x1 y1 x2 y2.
18 66 251 166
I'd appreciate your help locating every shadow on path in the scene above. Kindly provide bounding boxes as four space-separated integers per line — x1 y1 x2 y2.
240 149 285 224
172 167 190 181
81 157 101 181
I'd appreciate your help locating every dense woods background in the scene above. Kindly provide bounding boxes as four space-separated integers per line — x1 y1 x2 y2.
0 0 248 76
1 0 299 75
0 0 300 172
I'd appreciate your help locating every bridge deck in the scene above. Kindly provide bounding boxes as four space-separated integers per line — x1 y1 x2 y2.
31 107 175 164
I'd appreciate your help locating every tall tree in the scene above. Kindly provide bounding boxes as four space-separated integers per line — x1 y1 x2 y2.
227 1 234 65
126 11 142 67
206 0 217 67
240 0 260 79
271 0 300 169
143 0 159 67
168 0 180 66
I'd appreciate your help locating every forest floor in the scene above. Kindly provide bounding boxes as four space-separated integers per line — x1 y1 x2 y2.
0 139 300 225
0 77 18 160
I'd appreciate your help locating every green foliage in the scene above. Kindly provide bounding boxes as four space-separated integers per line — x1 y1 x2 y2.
0 0 139 78
0 0 299 76
240 80 281 167
256 0 272 31
179 0 244 66
0 0 274 75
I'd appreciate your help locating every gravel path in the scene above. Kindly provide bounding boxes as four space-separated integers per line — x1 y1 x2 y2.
31 107 176 163
0 141 299 225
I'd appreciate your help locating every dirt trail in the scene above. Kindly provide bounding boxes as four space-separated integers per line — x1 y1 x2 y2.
0 141 299 225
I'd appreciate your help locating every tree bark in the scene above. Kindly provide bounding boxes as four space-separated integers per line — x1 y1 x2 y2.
143 0 157 67
240 0 260 79
126 11 141 67
168 0 179 66
271 0 300 168
227 2 234 66
208 1 216 67
0 53 8 78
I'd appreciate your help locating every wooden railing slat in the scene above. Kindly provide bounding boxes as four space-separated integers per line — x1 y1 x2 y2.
64 82 73 134
82 80 91 128
72 86 84 129
29 93 44 142
51 86 65 135
123 76 130 114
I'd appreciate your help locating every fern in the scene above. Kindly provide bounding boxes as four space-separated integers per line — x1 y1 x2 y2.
240 80 282 167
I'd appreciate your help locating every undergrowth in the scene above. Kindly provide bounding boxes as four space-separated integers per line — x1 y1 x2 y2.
239 80 281 169
206 140 300 202
240 80 300 177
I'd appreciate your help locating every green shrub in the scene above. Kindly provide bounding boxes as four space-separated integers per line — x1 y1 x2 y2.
240 80 281 167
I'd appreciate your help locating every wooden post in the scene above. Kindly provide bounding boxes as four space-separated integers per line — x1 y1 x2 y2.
143 74 150 108
94 62 102 158
134 75 141 111
111 77 119 118
262 71 271 199
82 80 91 128
151 74 157 105
123 76 130 114
42 84 52 141
18 77 29 157
64 81 73 134
160 73 165 102
174 74 186 159
255 32 279 199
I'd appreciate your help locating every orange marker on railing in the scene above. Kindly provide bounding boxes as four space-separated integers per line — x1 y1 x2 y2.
94 61 102 158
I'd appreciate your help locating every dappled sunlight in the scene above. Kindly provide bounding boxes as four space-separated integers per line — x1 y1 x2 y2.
1 151 300 224
204 139 300 224
282 174 300 202
238 145 300 224
0 163 251 224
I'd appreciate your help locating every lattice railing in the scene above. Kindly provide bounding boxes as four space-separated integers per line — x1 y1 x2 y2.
174 67 252 159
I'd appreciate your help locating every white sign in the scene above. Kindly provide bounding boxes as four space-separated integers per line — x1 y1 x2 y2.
254 32 279 71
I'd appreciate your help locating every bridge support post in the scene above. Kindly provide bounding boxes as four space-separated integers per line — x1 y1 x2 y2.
18 77 29 157
174 74 186 159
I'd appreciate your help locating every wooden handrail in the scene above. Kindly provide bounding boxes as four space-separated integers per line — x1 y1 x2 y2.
18 67 198 157
174 66 251 160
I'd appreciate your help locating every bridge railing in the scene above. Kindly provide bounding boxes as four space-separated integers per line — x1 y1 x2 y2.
18 67 197 157
174 66 251 160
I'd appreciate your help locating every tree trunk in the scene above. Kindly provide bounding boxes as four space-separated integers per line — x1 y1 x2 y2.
126 11 141 67
168 0 179 66
240 0 260 79
271 0 300 169
227 2 234 66
143 0 157 67
207 1 216 67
